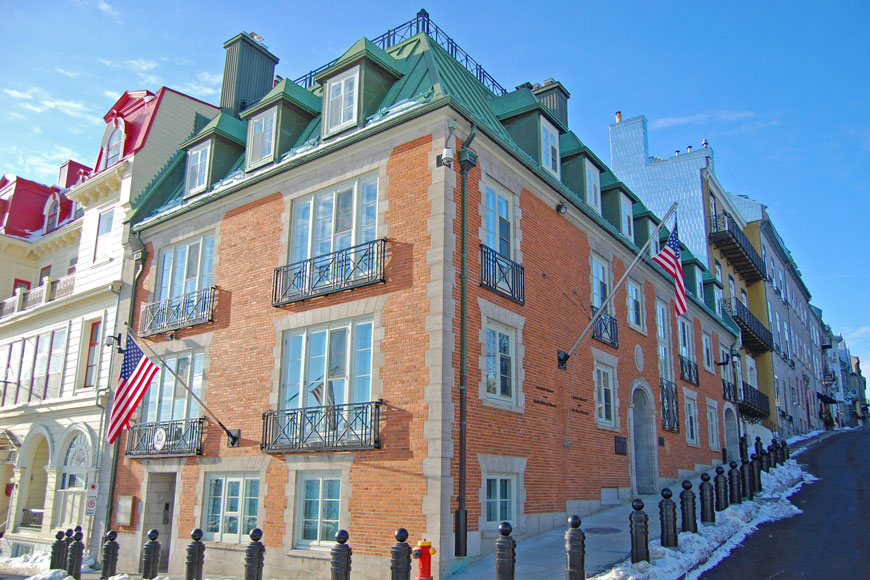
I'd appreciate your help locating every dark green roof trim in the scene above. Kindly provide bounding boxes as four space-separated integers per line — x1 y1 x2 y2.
491 89 568 133
632 206 659 222
180 113 247 149
125 150 185 224
241 78 321 118
560 131 585 157
314 37 403 82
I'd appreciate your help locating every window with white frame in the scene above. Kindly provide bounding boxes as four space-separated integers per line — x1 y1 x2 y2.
485 321 516 403
714 286 723 317
247 107 277 168
595 362 615 425
297 473 340 547
591 255 609 312
707 404 720 450
325 67 359 135
702 333 714 372
727 276 736 301
106 127 124 167
626 281 643 329
204 474 259 543
714 261 722 282
142 350 204 422
485 475 516 527
45 199 59 233
185 142 210 195
93 209 114 262
684 393 698 445
678 318 693 360
696 268 704 298
540 117 560 178
656 301 673 381
620 193 633 239
156 232 215 302
484 185 512 258
586 161 601 212
55 433 91 528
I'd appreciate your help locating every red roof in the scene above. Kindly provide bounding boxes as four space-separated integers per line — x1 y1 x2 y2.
0 175 70 239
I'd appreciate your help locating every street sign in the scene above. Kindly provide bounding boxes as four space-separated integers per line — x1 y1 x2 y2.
87 482 98 500
85 498 97 516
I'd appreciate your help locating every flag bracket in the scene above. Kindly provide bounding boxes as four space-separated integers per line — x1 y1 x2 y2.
227 429 240 448
557 350 569 370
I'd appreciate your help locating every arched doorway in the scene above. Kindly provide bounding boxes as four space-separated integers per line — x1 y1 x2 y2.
20 437 49 530
54 433 90 528
724 408 739 464
632 388 657 494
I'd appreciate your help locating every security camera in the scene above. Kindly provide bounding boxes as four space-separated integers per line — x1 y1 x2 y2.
437 146 454 168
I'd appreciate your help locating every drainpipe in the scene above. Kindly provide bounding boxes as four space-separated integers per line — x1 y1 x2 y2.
729 340 745 460
455 125 477 558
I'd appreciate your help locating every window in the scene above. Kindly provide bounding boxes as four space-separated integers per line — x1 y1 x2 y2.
695 268 704 297
247 107 276 168
106 128 124 167
485 475 516 526
620 194 633 239
719 347 730 379
709 193 718 221
39 266 52 286
678 318 693 360
186 142 210 195
281 319 373 410
684 393 698 445
325 67 358 134
591 255 609 311
142 350 204 422
586 162 601 212
93 209 114 262
45 200 59 233
702 333 714 371
656 301 672 381
713 261 722 282
56 433 90 528
714 286 723 317
156 233 215 302
707 404 720 450
727 276 735 300
297 473 340 547
204 474 259 543
540 117 560 178
626 281 643 328
769 259 777 288
83 320 102 388
740 289 747 306
485 322 515 403
13 279 30 294
484 185 512 258
595 363 615 425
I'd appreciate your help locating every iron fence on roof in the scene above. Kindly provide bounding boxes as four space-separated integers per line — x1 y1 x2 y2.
293 9 508 96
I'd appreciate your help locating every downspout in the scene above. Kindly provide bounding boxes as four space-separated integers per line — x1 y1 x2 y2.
729 339 745 460
455 125 477 558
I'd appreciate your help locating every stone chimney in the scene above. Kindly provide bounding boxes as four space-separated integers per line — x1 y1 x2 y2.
532 79 570 126
220 31 279 118
58 160 92 188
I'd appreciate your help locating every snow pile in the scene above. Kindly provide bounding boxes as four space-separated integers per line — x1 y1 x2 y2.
24 569 70 580
0 550 51 574
593 460 810 580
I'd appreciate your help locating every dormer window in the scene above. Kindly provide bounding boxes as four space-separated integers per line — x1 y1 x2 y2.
540 117 560 178
186 142 210 195
106 128 124 167
325 66 359 135
45 199 59 233
247 107 277 168
620 193 633 239
585 160 601 213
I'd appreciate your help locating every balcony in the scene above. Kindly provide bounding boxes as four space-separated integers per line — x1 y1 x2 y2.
679 355 699 386
0 274 76 321
272 239 386 307
708 213 766 283
125 418 205 458
21 508 44 529
480 245 525 305
821 335 832 349
261 401 381 452
659 378 679 433
722 379 737 402
738 382 770 421
823 371 837 385
721 298 774 353
139 287 216 337
591 307 619 348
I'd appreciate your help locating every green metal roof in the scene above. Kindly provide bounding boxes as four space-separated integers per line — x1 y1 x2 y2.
315 37 404 81
180 112 247 149
242 78 322 118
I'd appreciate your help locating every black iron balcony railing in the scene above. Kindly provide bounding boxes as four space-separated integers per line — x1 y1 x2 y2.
591 307 618 348
721 298 774 353
679 355 699 386
660 377 680 433
480 245 524 305
125 417 205 457
273 239 386 306
140 287 216 337
821 335 832 349
261 400 381 452
722 379 737 402
708 213 766 283
738 382 770 420
21 508 44 528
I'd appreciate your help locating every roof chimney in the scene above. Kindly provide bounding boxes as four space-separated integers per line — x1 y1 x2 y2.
532 80 570 126
220 31 279 118
675 150 680 156
615 111 622 123
702 138 708 149
58 160 92 188
687 145 692 153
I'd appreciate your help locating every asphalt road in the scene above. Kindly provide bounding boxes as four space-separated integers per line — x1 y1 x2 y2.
699 428 870 580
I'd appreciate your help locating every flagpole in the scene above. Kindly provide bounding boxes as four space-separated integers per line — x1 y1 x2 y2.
558 201 678 368
124 323 239 447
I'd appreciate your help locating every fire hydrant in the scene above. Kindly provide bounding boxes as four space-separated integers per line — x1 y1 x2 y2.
412 539 436 580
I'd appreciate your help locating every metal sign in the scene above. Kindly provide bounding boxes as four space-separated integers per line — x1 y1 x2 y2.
153 427 167 451
87 482 98 500
85 498 97 516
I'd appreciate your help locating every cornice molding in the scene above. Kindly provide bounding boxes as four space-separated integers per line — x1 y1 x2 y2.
66 160 129 207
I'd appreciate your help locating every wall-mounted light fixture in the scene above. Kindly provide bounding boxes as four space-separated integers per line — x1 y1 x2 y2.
105 333 125 354
556 202 567 215
436 120 458 169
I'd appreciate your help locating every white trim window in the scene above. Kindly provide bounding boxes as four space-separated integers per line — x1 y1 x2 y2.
586 161 601 212
204 474 259 543
186 141 210 195
540 116 560 178
595 362 615 425
93 209 114 262
626 281 643 329
714 286 723 317
678 318 693 360
485 321 516 403
684 393 699 445
707 404 720 450
485 475 516 527
591 255 609 312
325 66 359 135
247 107 277 168
620 193 634 239
297 473 341 548
55 433 91 528
656 301 673 381
484 185 512 258
142 350 205 423
696 268 704 298
702 333 714 372
106 128 124 167
156 233 215 302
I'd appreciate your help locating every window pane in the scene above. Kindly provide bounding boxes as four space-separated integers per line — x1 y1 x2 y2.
486 329 497 394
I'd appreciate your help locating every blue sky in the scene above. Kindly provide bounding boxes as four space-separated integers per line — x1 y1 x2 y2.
1 1 868 366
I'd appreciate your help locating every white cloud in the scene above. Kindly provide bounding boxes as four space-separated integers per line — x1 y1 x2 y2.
96 0 121 19
7 112 26 121
55 68 79 78
176 71 223 98
650 110 756 130
99 58 160 86
3 88 33 100
2 86 101 124
16 145 84 177
104 90 121 101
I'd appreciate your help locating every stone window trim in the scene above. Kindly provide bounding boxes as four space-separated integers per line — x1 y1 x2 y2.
283 456 354 554
591 346 620 432
702 333 715 373
683 386 700 448
477 297 525 413
705 397 721 451
476 453 527 536
626 279 646 335
476 174 523 265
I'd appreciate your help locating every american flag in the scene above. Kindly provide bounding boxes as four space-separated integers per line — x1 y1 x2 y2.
653 222 687 317
106 335 160 444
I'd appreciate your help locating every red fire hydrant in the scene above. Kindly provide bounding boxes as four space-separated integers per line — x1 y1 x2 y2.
412 539 436 580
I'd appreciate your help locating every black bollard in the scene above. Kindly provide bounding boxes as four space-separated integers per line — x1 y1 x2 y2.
714 466 729 512
728 461 742 505
659 488 678 548
739 435 749 461
66 531 84 580
755 436 764 458
751 453 762 493
761 447 770 473
50 531 66 570
680 480 698 534
629 499 649 564
141 529 161 580
783 441 790 461
186 529 206 580
100 531 119 580
767 443 777 468
61 528 74 570
564 515 585 580
390 528 412 580
699 473 715 525
244 528 265 580
494 522 516 580
742 458 754 499
330 530 352 580
771 440 780 467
